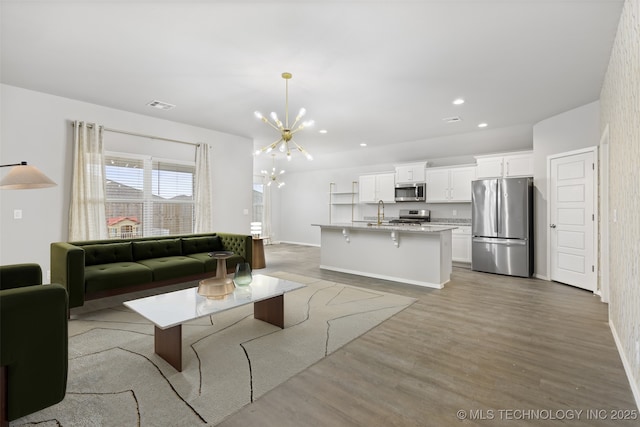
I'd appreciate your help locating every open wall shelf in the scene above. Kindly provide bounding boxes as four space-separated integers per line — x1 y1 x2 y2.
329 181 358 223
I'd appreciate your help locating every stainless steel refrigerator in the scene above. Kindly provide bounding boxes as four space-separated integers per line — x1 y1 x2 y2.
471 177 533 277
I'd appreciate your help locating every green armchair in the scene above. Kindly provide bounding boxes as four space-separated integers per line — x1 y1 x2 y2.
0 264 68 425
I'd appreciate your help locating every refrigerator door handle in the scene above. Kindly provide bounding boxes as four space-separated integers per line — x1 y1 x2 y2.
473 237 527 246
495 180 501 235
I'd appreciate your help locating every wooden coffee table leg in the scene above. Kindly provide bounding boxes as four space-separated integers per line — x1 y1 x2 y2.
254 295 284 328
155 325 182 371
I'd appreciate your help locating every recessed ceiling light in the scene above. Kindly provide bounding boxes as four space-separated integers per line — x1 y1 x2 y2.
319 129 328 134
478 123 488 128
360 143 367 147
146 100 176 110
453 98 465 105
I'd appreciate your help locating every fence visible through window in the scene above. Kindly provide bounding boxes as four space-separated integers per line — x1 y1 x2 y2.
105 153 195 238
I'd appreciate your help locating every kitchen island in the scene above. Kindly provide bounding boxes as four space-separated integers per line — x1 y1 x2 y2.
312 222 456 289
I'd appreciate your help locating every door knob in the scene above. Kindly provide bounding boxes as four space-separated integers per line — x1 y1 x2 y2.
550 224 557 228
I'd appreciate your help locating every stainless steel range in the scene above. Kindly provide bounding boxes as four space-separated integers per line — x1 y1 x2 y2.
389 209 431 225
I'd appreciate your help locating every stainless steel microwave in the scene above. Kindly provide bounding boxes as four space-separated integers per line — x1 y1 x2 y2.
394 183 426 202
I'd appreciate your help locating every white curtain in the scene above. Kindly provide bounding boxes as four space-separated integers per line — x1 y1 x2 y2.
194 143 213 233
69 121 108 241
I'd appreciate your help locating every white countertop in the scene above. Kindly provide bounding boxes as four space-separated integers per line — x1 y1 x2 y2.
312 222 457 233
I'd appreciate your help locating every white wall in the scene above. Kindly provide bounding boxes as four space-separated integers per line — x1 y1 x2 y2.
277 165 389 246
600 0 640 407
0 84 253 276
532 101 601 279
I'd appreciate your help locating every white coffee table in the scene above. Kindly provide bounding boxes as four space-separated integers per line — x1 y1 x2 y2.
124 274 306 371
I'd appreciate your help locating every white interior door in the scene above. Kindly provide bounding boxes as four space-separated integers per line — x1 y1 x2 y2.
599 126 610 302
549 149 596 291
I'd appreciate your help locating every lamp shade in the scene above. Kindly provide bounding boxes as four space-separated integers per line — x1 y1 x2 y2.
0 163 57 190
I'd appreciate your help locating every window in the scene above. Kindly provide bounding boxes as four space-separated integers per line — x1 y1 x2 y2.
252 181 264 223
105 153 195 238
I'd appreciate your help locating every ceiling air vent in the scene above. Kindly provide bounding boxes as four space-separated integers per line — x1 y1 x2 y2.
442 116 462 123
146 100 176 110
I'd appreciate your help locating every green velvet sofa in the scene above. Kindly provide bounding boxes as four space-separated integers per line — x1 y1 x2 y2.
0 263 68 424
50 232 253 309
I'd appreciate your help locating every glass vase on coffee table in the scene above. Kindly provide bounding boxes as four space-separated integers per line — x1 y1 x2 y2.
233 262 252 286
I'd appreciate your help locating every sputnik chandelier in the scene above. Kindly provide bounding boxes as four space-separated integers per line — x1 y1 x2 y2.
261 154 285 188
254 72 314 161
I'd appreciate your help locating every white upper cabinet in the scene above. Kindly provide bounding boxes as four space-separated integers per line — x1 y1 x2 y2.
475 157 503 178
474 151 534 178
377 173 396 202
450 167 476 201
503 153 534 177
425 168 450 202
359 173 396 203
395 162 427 184
425 165 476 202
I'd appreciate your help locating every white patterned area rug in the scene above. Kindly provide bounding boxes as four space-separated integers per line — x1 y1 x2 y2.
14 272 415 427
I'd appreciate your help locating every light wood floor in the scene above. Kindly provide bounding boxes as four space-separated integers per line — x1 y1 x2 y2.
218 243 638 426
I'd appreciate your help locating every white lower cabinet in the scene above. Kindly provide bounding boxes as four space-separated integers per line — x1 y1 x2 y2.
452 226 472 263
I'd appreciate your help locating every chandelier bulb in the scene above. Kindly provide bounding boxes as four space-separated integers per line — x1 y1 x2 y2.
302 120 315 127
270 112 278 121
254 111 263 119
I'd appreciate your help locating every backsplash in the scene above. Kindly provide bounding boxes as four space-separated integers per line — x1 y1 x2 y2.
430 218 471 224
426 203 472 220
361 216 471 225
358 202 471 222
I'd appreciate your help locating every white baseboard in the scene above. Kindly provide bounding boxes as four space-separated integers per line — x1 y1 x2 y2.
609 320 640 410
278 240 321 248
535 273 550 281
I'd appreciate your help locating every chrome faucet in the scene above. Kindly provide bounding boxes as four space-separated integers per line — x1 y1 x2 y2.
377 199 385 225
